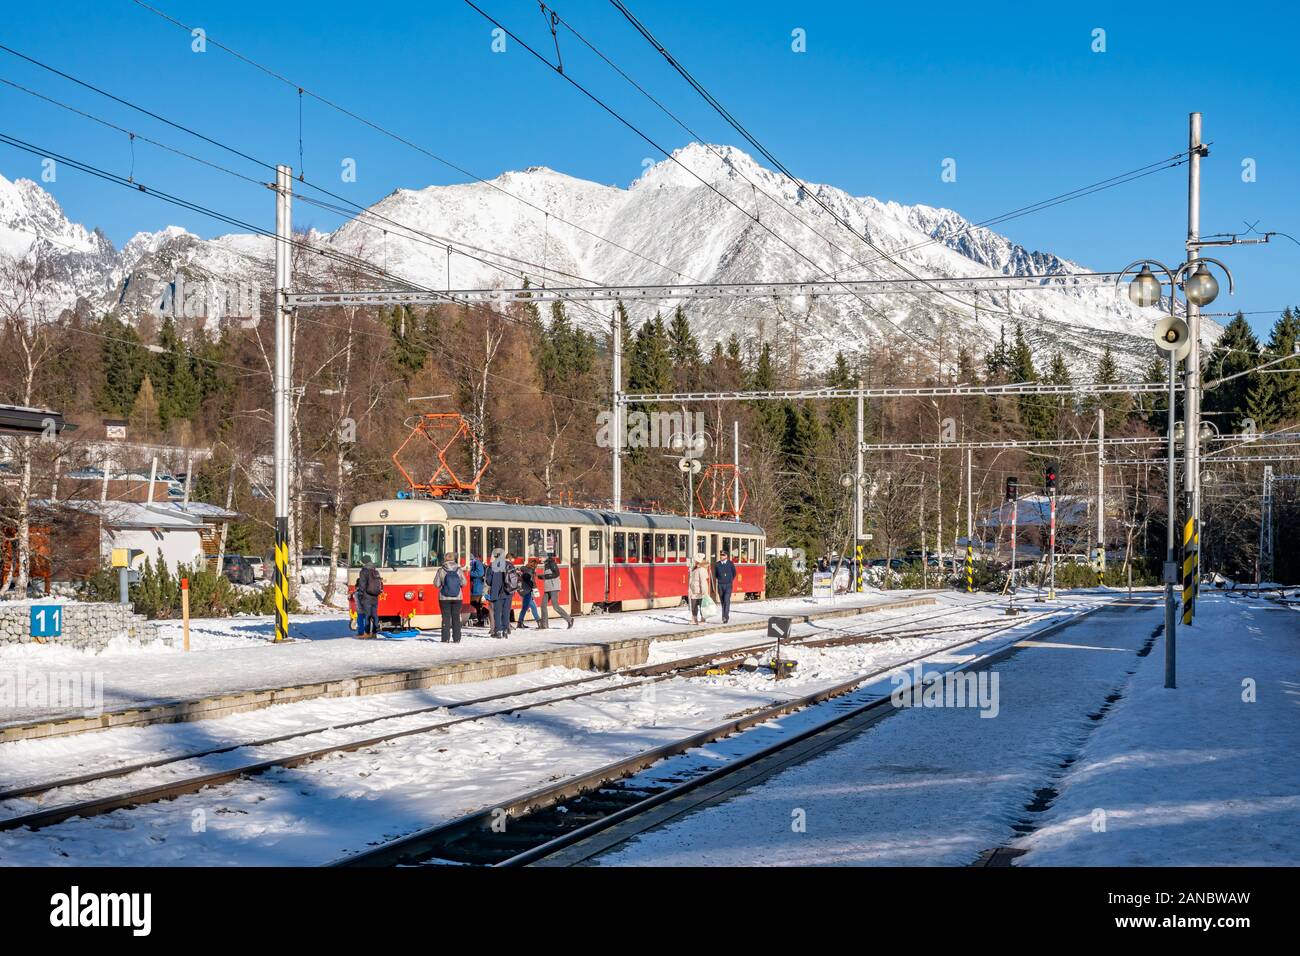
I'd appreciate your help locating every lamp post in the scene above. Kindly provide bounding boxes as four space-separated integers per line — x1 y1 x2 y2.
1116 255 1233 689
668 430 706 558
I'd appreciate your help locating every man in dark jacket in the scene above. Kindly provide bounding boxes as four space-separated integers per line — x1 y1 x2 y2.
487 549 513 638
713 549 737 624
355 557 382 637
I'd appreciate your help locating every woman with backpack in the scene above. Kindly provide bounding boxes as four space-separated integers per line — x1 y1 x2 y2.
433 553 466 644
516 558 542 629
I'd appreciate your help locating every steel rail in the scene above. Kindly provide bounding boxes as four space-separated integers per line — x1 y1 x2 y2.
327 599 1114 867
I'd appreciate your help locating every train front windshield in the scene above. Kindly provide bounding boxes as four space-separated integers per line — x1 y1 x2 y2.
349 524 447 568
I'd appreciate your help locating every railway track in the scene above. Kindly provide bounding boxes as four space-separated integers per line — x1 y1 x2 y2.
0 597 1001 813
330 599 1107 867
0 596 1056 843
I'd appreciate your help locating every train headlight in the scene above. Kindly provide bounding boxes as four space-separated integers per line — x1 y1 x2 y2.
403 590 414 601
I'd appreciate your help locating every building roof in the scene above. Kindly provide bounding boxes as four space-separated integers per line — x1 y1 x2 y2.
977 494 1091 529
39 499 237 529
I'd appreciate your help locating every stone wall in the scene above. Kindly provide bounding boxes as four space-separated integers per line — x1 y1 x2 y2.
0 602 165 652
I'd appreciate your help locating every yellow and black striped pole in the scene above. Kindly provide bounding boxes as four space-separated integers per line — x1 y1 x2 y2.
855 543 864 592
965 543 973 593
1094 545 1105 588
1181 516 1197 626
274 520 289 642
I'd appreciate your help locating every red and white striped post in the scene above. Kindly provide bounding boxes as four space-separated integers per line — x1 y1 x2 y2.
1048 493 1057 599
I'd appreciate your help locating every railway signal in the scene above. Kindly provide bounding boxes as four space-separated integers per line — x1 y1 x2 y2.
1005 476 1018 501
1044 463 1057 494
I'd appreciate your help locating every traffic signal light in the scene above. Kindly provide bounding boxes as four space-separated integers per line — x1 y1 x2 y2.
1005 476 1018 501
1045 463 1057 493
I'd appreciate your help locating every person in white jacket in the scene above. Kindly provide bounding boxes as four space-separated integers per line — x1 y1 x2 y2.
688 553 713 624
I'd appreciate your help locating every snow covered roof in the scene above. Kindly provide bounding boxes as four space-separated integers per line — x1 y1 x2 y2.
977 494 1090 529
39 499 236 529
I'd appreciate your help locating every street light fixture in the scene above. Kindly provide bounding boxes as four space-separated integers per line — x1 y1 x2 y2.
1127 264 1163 308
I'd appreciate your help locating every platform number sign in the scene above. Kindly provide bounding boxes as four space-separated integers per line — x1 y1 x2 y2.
31 605 63 638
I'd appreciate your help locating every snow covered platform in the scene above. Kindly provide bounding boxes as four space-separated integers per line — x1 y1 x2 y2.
588 592 1300 867
0 591 933 744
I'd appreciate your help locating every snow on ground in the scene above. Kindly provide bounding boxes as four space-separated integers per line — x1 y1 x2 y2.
0 593 1104 865
0 591 921 727
1017 592 1300 866
593 596 1167 866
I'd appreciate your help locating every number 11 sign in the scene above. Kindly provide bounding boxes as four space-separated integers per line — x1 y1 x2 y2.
30 605 63 639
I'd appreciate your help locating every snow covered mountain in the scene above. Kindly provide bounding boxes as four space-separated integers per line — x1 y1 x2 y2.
1 144 1205 374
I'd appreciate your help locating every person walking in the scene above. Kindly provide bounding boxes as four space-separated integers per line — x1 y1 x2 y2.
539 549 574 629
487 548 514 638
354 557 383 638
713 548 737 624
516 558 542 629
688 553 712 624
468 552 488 627
433 554 465 644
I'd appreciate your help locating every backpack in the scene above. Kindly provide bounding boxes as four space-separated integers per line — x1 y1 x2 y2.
504 566 522 593
363 568 384 596
439 567 464 599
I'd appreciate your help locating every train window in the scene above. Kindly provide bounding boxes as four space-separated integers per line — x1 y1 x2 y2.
710 534 718 561
428 525 447 565
527 528 545 559
349 525 384 567
696 534 706 558
452 526 466 564
383 524 425 568
589 531 603 562
487 526 504 556
614 532 625 562
668 533 679 561
738 538 747 562
627 533 640 562
640 533 652 563
654 533 666 561
545 528 563 558
508 528 525 559
471 527 484 562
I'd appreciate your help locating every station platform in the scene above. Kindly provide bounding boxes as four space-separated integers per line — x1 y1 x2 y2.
0 591 936 744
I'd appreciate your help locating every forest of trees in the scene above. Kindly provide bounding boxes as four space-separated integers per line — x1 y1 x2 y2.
2 247 1298 591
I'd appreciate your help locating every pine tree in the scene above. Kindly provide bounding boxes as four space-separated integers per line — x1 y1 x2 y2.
667 305 701 387
97 316 148 416
1265 307 1300 423
153 316 199 428
1203 313 1262 431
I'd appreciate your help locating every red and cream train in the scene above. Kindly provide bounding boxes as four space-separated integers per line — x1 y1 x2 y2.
347 498 766 630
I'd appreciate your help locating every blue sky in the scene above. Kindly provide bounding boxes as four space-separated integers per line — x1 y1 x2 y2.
2 0 1296 337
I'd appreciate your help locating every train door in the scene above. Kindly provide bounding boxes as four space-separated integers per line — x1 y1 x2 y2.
569 526 582 614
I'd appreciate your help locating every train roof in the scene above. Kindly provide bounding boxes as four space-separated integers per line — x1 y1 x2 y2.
349 498 763 536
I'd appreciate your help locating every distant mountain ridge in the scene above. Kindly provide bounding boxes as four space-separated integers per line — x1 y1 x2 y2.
1 143 1210 374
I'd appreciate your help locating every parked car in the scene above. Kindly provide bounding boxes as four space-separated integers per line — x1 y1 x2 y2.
222 554 256 586
244 555 266 581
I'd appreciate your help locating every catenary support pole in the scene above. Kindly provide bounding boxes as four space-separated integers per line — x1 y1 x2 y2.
733 419 740 519
273 164 292 644
1183 111 1203 625
1165 349 1178 688
612 310 622 512
965 448 973 593
1096 406 1105 586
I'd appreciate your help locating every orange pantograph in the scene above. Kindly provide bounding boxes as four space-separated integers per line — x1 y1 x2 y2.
695 463 747 519
392 413 489 497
